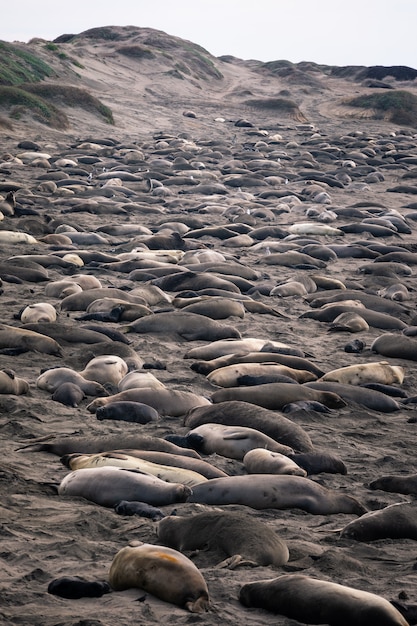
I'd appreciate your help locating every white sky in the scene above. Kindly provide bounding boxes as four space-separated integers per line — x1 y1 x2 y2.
2 0 417 69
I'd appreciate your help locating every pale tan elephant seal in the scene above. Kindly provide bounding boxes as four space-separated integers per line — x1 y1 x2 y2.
243 448 307 476
0 369 29 395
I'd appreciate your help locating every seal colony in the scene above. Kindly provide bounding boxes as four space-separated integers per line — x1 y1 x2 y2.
2 23 417 626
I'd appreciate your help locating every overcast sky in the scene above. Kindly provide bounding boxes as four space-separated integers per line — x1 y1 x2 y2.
2 0 417 69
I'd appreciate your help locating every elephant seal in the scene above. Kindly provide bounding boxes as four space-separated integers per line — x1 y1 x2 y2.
58 466 191 507
21 322 112 346
0 369 29 395
117 371 165 391
0 324 62 356
114 500 165 521
371 334 417 361
319 361 405 386
36 367 108 396
243 448 307 476
60 288 146 311
211 383 346 410
328 312 369 333
157 510 289 568
111 450 227 479
185 423 294 460
61 452 208 487
187 474 366 515
207 362 316 386
179 297 246 320
109 544 209 613
79 355 128 386
305 381 401 412
48 576 111 599
341 502 417 541
20 302 57 323
51 382 86 407
96 401 159 424
184 401 313 452
288 452 347 475
370 474 417 496
184 338 303 360
301 305 407 331
18 434 201 458
87 388 210 417
239 574 408 626
126 311 241 341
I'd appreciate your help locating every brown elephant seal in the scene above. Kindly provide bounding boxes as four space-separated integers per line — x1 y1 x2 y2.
305 381 401 412
96 401 159 424
21 322 112 346
109 544 209 613
179 297 246 320
44 280 83 298
288 452 347 475
239 574 408 626
341 502 417 541
157 510 289 568
58 466 191 507
61 452 207 487
207 362 316 386
185 423 294 460
211 383 346 410
328 311 369 333
36 367 108 396
60 288 146 311
301 305 407 331
18 434 201 458
370 474 417 496
371 334 417 361
319 361 404 386
0 324 62 356
87 388 210 417
79 355 128 386
187 474 366 515
84 297 153 321
51 382 86 407
20 302 57 323
243 448 307 476
48 576 111 599
0 369 29 395
126 311 241 341
184 401 313 452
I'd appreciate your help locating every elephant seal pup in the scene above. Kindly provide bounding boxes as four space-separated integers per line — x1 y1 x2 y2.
36 367 108 396
288 452 347 475
157 510 289 568
79 355 128 386
243 448 307 476
239 574 408 626
87 388 210 417
126 311 241 341
184 400 313 452
51 382 86 407
341 502 417 541
211 383 346 410
114 500 165 520
370 474 417 496
61 452 208 487
187 474 366 515
109 544 209 613
371 333 417 361
58 466 191 507
319 361 405 386
18 434 201 458
185 423 294 460
207 362 316 386
20 302 57 323
48 576 111 599
0 324 62 356
305 381 401 412
0 369 29 395
96 401 159 424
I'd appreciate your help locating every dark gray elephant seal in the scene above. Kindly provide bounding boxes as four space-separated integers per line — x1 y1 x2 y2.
184 400 314 452
187 474 366 515
185 423 294 459
126 311 241 341
211 383 346 410
371 333 417 361
51 382 86 407
157 510 289 568
370 474 417 496
109 544 209 613
86 388 210 417
114 500 165 520
239 574 408 626
96 401 159 424
48 576 111 599
341 502 417 541
305 381 401 412
58 466 191 507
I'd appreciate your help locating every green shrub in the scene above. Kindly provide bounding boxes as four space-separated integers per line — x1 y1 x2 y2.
346 90 417 126
0 41 54 85
0 85 68 128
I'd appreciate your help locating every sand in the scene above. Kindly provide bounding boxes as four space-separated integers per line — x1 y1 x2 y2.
1 25 417 626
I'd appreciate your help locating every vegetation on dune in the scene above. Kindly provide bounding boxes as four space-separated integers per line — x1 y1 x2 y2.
22 84 114 124
346 90 417 126
244 97 307 121
0 85 68 128
116 45 154 59
0 41 54 85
